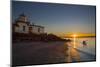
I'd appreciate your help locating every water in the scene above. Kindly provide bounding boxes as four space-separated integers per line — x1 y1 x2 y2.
76 37 96 55
67 37 96 55
65 37 96 62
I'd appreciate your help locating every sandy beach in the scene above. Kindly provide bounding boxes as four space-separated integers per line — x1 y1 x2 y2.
12 41 68 66
12 41 96 66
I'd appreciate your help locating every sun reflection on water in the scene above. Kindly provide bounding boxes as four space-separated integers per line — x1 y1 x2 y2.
73 34 77 48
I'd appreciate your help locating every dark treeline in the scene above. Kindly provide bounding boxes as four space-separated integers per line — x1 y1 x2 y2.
12 32 67 42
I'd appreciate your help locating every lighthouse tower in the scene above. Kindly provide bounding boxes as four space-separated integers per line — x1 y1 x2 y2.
17 14 28 22
14 14 29 33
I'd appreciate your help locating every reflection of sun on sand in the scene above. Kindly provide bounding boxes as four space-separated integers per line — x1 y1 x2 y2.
65 42 80 62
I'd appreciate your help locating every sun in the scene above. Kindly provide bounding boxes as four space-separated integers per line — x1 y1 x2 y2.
73 34 77 37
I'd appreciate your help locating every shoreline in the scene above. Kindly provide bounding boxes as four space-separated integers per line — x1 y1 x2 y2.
12 40 95 66
12 41 68 66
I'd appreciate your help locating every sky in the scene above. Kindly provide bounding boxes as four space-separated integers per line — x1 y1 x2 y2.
12 1 96 36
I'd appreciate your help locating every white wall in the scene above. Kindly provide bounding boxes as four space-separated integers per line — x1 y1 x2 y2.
31 26 44 34
39 27 44 33
15 22 29 33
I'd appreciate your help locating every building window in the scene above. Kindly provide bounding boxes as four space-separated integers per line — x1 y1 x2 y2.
29 27 32 30
38 28 40 33
29 27 32 33
23 26 26 31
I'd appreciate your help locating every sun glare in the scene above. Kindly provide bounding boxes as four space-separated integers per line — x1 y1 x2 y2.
73 34 77 37
73 34 77 48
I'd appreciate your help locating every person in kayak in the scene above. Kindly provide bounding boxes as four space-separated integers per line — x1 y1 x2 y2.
82 40 87 47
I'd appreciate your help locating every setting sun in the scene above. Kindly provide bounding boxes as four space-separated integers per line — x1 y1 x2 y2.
61 33 96 38
73 34 77 37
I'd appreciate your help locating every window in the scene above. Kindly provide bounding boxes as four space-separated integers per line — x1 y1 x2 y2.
38 28 40 33
23 26 26 31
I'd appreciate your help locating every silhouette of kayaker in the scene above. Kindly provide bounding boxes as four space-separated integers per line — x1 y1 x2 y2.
82 40 87 47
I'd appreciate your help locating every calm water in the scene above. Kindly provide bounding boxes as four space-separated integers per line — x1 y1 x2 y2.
65 37 96 62
67 37 96 55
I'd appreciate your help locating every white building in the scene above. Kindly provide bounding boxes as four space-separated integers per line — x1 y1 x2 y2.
13 14 44 34
29 25 44 34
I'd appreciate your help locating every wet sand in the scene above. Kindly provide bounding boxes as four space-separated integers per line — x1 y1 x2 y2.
66 47 80 62
12 41 96 66
12 41 68 66
65 47 95 63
